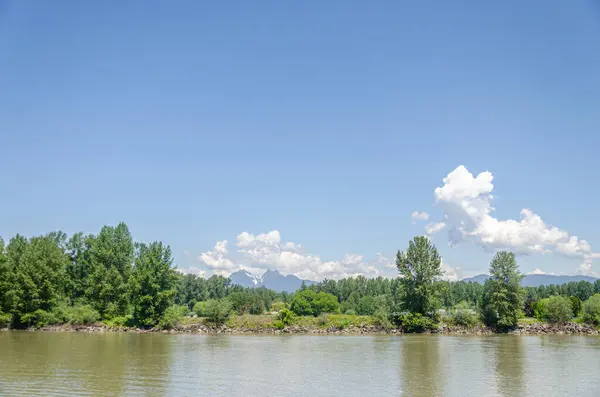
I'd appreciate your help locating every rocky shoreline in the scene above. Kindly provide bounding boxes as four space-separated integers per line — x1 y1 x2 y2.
2 321 597 335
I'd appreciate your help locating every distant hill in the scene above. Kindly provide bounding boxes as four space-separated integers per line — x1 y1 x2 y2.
462 274 598 287
229 269 316 293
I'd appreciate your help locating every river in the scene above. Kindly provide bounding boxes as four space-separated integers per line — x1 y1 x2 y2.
1 332 599 396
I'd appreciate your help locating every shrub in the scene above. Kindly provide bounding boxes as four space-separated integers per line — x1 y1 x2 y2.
193 301 209 317
533 299 548 320
450 309 479 328
373 309 393 329
67 305 100 325
0 311 11 328
205 299 231 325
273 320 285 330
270 301 287 312
544 296 573 324
396 313 436 333
290 290 339 316
227 292 265 315
317 313 329 326
105 315 134 328
158 305 188 329
21 309 59 328
582 294 600 326
277 308 295 326
344 309 357 315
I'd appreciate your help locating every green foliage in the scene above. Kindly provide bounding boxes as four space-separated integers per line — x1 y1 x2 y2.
0 311 12 328
158 305 188 329
396 236 442 317
344 309 356 315
66 304 100 325
357 296 375 315
228 291 265 315
104 315 134 328
543 296 573 324
569 296 582 316
86 223 134 318
396 312 436 333
205 299 231 325
270 301 287 312
290 290 339 317
21 309 60 328
447 301 479 328
193 301 209 317
130 242 178 327
277 308 295 326
479 252 524 330
582 294 600 326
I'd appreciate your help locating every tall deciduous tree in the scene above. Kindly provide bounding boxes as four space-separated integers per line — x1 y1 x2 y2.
130 242 178 326
480 251 524 329
396 236 443 317
66 232 96 301
86 223 134 318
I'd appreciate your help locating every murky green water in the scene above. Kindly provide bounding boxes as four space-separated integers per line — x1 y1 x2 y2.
1 332 599 396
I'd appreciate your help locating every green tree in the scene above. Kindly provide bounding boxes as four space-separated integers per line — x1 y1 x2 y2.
7 234 69 327
205 299 231 325
357 295 375 315
66 232 96 301
543 296 573 324
130 242 178 327
479 251 524 329
582 294 600 326
396 236 443 317
86 223 134 318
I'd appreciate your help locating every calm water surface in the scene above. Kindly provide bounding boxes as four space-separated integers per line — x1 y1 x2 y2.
1 332 599 396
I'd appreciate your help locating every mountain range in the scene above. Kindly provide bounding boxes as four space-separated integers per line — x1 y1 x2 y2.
462 274 598 287
229 270 598 292
229 269 316 293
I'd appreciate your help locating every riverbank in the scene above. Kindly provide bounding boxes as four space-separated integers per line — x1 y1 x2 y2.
4 319 598 335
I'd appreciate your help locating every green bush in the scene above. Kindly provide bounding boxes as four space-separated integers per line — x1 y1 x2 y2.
158 305 188 329
357 296 375 315
0 312 12 328
67 305 101 325
21 309 59 328
317 313 329 326
205 299 231 325
105 315 134 328
277 308 295 326
193 301 209 317
449 309 479 328
396 313 436 333
290 290 339 317
270 301 287 312
273 320 285 330
582 294 600 326
544 296 573 324
344 309 357 315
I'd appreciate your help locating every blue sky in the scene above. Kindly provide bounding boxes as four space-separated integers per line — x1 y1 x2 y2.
1 1 599 280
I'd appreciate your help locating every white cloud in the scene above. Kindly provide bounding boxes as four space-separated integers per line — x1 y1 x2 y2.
193 230 385 281
411 211 429 222
440 259 462 281
527 268 546 275
198 240 237 275
431 165 599 275
425 222 446 235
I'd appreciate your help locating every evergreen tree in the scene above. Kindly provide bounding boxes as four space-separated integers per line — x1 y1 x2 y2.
480 251 524 329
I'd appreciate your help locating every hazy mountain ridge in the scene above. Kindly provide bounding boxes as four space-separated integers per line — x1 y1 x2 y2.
462 274 599 287
229 269 316 293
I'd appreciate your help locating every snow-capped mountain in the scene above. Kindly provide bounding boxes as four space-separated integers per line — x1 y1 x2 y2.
229 269 315 293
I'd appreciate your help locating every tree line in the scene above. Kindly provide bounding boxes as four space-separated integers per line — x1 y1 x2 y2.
1 226 600 330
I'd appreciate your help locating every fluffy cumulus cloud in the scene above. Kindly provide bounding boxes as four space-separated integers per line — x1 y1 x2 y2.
195 230 390 281
440 259 462 282
430 165 599 275
411 211 429 222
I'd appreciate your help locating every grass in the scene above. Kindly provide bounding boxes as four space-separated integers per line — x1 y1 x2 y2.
175 313 378 330
518 317 542 325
